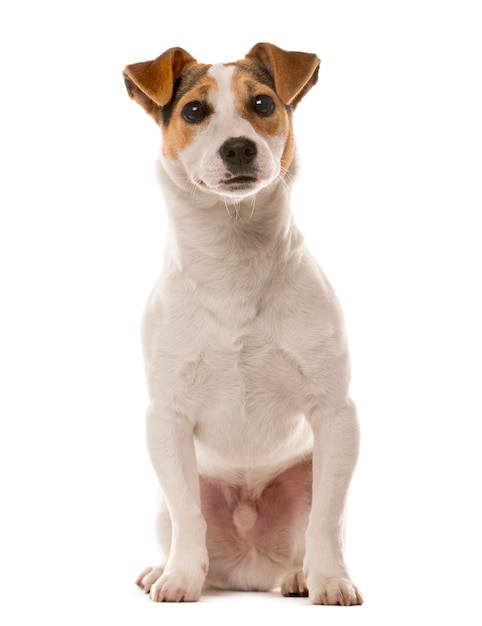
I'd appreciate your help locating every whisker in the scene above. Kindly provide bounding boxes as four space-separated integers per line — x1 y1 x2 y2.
277 169 292 193
233 199 242 222
247 195 256 222
224 197 236 221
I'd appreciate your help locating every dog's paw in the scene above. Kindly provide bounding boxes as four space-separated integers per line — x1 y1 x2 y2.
281 570 309 597
135 566 164 593
307 575 363 606
149 569 205 602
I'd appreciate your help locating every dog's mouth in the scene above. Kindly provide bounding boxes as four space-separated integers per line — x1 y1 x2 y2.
221 175 258 187
196 175 260 195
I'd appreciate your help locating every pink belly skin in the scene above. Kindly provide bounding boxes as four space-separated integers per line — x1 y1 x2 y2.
199 460 312 591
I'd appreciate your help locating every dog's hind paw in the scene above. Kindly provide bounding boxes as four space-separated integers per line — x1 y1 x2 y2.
135 566 164 593
149 569 205 602
307 575 363 606
281 570 309 597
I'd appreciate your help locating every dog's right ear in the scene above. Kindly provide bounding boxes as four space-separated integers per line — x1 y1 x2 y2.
123 47 196 122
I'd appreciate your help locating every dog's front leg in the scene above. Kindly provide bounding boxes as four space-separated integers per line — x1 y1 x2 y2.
304 400 363 605
145 403 208 602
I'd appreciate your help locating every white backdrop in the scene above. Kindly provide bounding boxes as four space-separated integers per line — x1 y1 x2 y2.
1 1 481 624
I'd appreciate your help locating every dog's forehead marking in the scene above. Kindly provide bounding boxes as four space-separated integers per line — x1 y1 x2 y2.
207 63 237 113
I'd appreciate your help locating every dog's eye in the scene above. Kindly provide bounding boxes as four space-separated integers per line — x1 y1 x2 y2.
253 95 275 117
181 101 207 124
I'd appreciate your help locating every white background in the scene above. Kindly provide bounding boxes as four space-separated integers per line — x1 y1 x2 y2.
1 1 481 624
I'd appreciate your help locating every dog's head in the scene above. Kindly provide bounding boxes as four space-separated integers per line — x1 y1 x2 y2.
124 43 320 200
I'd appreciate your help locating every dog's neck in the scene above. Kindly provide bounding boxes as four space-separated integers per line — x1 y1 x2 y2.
158 164 304 322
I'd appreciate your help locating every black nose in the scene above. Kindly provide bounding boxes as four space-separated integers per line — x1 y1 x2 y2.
219 137 257 172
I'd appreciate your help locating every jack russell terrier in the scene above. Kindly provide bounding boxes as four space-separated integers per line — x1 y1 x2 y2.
123 42 363 605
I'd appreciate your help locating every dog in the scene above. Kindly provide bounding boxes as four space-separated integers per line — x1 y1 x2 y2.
123 42 363 605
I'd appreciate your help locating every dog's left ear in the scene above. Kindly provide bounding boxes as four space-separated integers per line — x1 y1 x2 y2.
246 43 320 108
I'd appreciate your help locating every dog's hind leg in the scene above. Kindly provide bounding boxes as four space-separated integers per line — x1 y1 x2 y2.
281 570 309 597
136 566 164 593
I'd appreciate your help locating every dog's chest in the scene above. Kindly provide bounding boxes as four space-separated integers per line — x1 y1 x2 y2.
174 326 314 466
176 326 309 415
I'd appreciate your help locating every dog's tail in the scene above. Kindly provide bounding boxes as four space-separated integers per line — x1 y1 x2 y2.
232 501 258 538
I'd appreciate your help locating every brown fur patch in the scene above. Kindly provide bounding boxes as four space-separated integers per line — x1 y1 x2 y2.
231 64 295 174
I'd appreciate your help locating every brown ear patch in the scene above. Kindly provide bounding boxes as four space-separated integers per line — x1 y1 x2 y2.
124 77 162 122
246 42 320 108
123 47 198 122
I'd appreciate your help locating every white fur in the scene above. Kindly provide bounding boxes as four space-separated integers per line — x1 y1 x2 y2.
136 63 362 604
